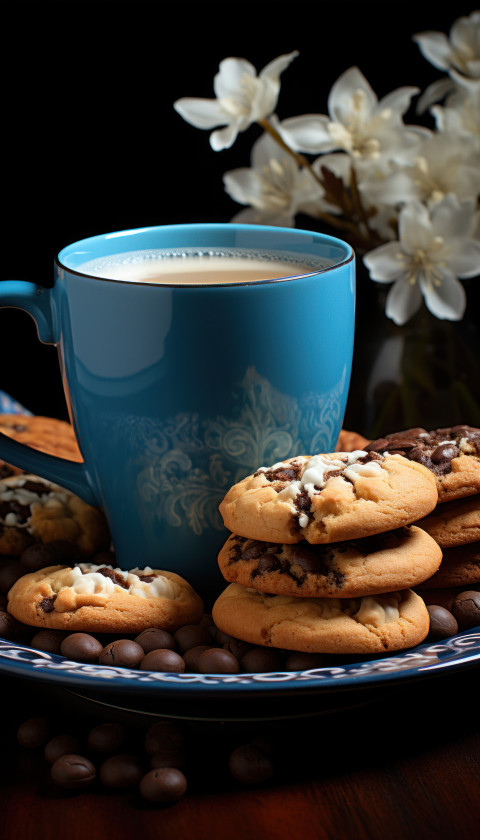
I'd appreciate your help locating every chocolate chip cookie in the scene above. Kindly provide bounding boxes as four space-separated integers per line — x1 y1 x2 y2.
219 451 438 544
417 494 480 548
0 414 82 463
366 426 480 502
416 541 480 589
0 474 110 556
218 526 442 598
7 564 204 633
212 584 430 653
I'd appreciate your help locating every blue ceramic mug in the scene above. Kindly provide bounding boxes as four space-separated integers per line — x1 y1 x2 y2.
0 223 355 599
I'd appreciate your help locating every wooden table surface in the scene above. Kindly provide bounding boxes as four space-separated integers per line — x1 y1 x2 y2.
2 663 480 840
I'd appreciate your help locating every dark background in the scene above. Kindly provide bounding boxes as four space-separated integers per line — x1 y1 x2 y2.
0 1 472 421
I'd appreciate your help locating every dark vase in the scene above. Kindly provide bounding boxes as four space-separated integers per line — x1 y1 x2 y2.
343 267 480 440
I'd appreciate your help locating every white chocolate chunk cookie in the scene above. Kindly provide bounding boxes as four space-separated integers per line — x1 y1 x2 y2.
212 584 429 653
7 563 204 633
0 474 110 556
218 526 443 598
219 451 438 544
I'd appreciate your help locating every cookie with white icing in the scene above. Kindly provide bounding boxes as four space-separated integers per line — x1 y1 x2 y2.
218 526 442 598
219 451 438 544
366 426 480 502
7 563 204 633
212 584 429 653
0 474 110 556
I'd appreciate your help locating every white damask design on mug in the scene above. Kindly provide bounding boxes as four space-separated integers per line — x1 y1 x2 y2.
136 367 345 535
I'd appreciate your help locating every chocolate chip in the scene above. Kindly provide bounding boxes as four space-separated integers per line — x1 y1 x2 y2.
173 624 213 653
140 649 185 672
17 717 50 749
38 595 57 613
139 768 187 802
99 754 144 788
134 627 177 653
51 754 96 789
431 443 457 464
87 723 125 754
452 591 480 627
60 633 103 663
228 743 275 785
44 734 82 764
98 639 145 668
426 605 459 640
95 567 129 589
198 648 240 674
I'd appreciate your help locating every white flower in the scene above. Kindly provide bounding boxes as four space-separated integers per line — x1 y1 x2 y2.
360 131 480 209
363 197 480 324
413 11 480 79
223 129 326 226
173 52 298 151
432 80 480 148
280 67 425 167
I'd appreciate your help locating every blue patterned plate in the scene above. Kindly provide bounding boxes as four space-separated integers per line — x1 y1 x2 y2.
1 629 480 697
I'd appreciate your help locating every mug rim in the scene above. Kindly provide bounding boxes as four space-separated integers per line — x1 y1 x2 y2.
55 222 355 288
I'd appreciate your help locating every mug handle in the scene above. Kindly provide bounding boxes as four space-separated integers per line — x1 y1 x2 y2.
0 281 98 505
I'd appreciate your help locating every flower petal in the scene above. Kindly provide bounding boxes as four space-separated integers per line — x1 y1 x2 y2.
419 270 466 320
443 241 480 277
210 122 241 151
260 51 299 81
328 67 377 124
413 32 453 71
363 243 404 282
173 97 227 129
377 86 420 118
214 58 256 99
385 277 423 325
281 115 335 153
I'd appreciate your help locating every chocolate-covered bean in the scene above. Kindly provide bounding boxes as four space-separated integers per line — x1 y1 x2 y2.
198 648 240 674
17 717 50 749
88 723 125 754
51 754 96 789
452 591 480 627
98 639 145 668
241 647 284 673
426 605 459 640
60 633 103 663
44 734 82 764
139 767 187 802
140 649 185 672
173 624 212 653
134 627 177 653
31 629 69 654
99 754 144 788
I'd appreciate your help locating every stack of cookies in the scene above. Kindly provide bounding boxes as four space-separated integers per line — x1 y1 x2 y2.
212 447 443 655
364 426 480 611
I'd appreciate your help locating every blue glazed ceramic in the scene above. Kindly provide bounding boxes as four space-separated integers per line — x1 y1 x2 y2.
0 223 355 599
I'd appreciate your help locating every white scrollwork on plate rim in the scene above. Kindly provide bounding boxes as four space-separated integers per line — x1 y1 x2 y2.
1 632 480 691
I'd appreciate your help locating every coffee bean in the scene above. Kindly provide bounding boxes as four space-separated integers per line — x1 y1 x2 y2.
284 652 329 670
452 591 480 627
0 563 26 593
174 624 212 653
0 609 24 639
427 605 459 640
228 743 274 785
51 754 96 789
140 649 185 672
183 645 212 672
17 717 50 749
99 754 144 788
198 648 240 674
87 723 125 754
241 647 284 673
139 767 187 802
144 721 186 756
134 627 176 653
60 633 104 663
44 734 82 764
31 629 69 654
98 639 145 668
